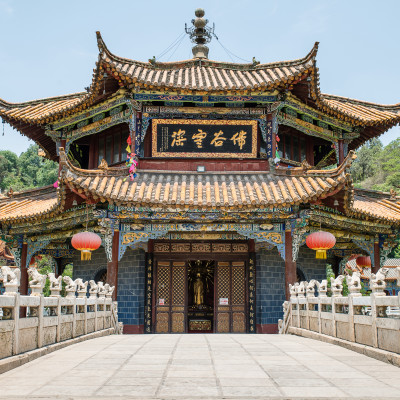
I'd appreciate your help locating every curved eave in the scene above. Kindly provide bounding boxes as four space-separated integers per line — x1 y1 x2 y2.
0 185 65 224
59 147 352 210
344 188 400 226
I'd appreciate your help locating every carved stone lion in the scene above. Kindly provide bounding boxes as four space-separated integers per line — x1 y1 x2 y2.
316 280 328 297
346 271 362 296
306 280 318 298
89 280 98 298
105 284 115 299
63 276 77 297
1 266 20 295
97 282 106 298
330 275 345 297
48 273 63 297
296 281 306 298
48 273 62 290
75 278 88 298
27 267 47 296
371 268 389 296
289 282 299 299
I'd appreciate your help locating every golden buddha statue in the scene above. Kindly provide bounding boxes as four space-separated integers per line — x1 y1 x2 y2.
193 272 204 305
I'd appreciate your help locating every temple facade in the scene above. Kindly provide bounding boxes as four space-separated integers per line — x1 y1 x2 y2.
1 10 400 333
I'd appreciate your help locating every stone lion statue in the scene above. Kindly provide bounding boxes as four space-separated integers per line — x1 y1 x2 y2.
316 279 328 297
1 265 20 286
89 280 98 297
27 267 47 287
296 281 306 297
63 276 76 291
306 280 318 297
97 282 106 298
75 278 88 292
48 273 62 290
330 275 345 297
346 271 361 296
105 284 115 298
371 267 389 295
289 282 299 299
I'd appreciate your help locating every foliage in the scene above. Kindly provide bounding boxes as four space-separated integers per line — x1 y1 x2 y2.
34 256 73 297
37 256 53 297
60 264 73 297
0 145 58 192
351 138 400 192
326 264 335 297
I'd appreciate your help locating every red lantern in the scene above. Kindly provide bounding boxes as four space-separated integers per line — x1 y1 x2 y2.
356 255 371 268
306 231 336 259
71 232 102 261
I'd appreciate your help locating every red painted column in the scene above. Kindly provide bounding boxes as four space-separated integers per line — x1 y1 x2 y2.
20 242 28 295
373 240 380 274
285 230 297 300
107 231 120 301
338 139 344 165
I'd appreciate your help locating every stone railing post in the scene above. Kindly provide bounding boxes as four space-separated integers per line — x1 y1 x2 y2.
37 295 44 348
12 293 20 355
56 295 61 343
370 292 378 348
84 296 88 335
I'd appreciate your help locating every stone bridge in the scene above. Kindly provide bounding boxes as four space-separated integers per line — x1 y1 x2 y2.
1 333 400 399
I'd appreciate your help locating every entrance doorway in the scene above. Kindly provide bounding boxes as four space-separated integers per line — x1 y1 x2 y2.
187 260 214 333
153 257 248 334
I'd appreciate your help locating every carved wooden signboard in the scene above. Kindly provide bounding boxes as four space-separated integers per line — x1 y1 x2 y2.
152 119 258 158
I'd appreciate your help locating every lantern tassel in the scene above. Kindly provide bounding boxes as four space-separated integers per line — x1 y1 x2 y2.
316 250 327 259
81 250 92 261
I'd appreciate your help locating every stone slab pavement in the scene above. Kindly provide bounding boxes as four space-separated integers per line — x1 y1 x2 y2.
1 334 400 399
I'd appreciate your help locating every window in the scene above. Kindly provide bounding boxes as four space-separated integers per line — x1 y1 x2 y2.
97 124 130 166
278 132 307 163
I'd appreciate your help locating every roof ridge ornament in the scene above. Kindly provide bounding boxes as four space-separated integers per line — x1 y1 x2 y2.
185 9 215 59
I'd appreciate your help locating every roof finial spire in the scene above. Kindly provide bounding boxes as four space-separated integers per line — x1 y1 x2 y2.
185 9 215 59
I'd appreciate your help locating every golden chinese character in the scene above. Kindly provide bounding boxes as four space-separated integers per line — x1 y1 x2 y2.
210 130 227 147
231 130 247 150
192 129 208 148
171 129 186 146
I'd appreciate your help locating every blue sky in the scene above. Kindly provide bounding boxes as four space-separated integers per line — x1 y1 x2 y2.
0 0 399 154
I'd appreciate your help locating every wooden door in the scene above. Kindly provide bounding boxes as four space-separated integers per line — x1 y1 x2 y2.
155 260 187 333
215 261 247 333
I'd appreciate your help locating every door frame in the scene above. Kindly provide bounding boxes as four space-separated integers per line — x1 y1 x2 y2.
152 240 250 334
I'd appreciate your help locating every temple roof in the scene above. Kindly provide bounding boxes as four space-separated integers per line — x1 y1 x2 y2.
0 32 399 156
59 150 352 209
348 189 400 224
0 185 63 223
1 151 400 226
97 33 317 92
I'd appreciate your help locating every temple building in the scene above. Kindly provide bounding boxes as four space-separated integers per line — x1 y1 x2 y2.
1 9 400 333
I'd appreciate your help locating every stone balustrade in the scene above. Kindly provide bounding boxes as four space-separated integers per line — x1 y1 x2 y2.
279 267 400 355
0 265 120 360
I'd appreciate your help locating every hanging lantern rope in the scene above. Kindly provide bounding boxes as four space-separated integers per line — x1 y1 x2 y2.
71 204 102 261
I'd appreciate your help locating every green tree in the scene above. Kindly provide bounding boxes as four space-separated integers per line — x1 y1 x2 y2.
351 138 383 184
0 144 58 192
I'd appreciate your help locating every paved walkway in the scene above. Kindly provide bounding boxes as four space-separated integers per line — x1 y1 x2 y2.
1 334 400 399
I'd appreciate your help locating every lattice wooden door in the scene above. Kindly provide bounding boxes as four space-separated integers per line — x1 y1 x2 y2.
215 261 247 333
155 260 187 333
